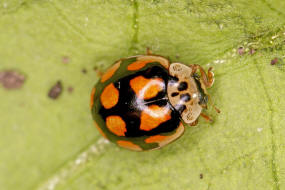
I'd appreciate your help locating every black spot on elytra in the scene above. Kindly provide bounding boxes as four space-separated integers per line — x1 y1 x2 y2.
171 92 179 97
180 93 191 102
178 81 188 91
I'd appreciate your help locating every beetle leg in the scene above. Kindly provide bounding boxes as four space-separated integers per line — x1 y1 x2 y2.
200 113 213 122
191 65 214 88
146 47 152 55
206 67 215 88
189 119 198 126
94 68 104 77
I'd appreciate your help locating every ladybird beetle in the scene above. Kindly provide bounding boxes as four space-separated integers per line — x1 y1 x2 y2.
90 51 219 151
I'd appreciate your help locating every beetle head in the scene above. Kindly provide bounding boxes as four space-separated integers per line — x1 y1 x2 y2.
167 63 203 124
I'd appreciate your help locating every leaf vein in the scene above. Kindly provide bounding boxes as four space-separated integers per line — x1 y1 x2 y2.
261 0 285 18
254 60 280 190
129 0 139 53
35 138 110 190
49 1 95 42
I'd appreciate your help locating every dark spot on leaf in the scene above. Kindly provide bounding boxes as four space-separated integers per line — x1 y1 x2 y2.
249 48 256 55
237 47 245 55
271 58 278 65
200 173 203 179
62 56 70 64
48 81 63 99
82 68 87 74
0 70 25 90
178 81 188 91
67 86 74 93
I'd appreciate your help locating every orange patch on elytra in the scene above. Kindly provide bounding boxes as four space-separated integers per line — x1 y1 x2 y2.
127 60 155 71
130 76 164 100
140 105 171 131
117 140 142 151
145 135 168 143
100 83 119 109
90 87 96 109
106 115 127 136
101 61 121 83
94 121 107 139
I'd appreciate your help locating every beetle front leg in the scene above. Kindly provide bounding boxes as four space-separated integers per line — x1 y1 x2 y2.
191 65 214 88
146 47 152 55
200 113 213 122
205 67 215 88
189 119 198 126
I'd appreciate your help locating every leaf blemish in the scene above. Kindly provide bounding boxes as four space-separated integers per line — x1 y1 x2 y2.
237 47 245 55
270 58 278 65
48 81 63 99
62 56 70 64
0 70 26 90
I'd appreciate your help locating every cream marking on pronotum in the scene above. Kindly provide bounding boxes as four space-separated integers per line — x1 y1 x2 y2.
37 138 110 190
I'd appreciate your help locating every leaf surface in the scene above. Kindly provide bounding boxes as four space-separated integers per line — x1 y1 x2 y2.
0 0 285 190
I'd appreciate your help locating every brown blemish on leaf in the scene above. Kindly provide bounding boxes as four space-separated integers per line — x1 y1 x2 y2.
271 58 278 65
0 70 26 90
249 48 256 55
67 86 74 93
62 56 70 64
200 173 203 179
82 68 87 74
48 81 63 99
237 47 245 55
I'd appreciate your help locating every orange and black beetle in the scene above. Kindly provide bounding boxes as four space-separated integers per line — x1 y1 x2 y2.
90 51 219 151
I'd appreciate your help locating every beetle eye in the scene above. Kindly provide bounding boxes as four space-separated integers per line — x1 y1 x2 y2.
193 73 200 79
198 92 207 105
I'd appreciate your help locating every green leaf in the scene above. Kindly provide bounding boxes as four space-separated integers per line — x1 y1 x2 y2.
0 0 285 189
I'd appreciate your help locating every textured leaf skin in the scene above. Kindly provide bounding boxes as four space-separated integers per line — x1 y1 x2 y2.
0 0 285 190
